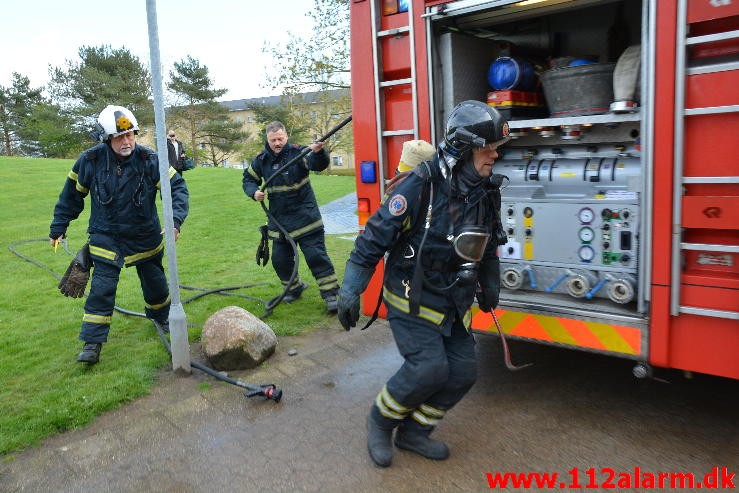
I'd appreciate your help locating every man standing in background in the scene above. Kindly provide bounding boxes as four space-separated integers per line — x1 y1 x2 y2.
167 130 186 175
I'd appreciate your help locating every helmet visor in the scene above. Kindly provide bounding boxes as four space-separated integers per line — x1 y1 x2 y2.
483 135 511 151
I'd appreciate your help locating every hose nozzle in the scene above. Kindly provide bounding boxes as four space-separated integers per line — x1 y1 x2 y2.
245 384 283 402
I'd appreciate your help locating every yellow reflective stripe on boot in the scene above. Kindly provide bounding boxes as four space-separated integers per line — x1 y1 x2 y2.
316 273 339 292
124 240 164 265
375 385 411 421
383 289 445 326
419 403 446 419
411 404 446 426
89 245 118 261
145 295 171 310
83 313 112 325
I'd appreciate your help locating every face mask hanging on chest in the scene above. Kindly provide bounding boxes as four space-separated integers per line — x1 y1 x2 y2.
452 224 490 262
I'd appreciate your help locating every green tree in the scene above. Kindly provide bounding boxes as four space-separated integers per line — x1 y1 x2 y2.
48 45 152 132
21 103 86 158
244 91 352 164
295 90 352 157
248 100 312 141
262 0 350 93
0 73 45 156
167 56 241 165
260 0 353 161
198 112 247 167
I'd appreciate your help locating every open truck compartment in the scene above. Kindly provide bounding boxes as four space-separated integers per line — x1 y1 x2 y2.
351 0 739 378
429 0 649 323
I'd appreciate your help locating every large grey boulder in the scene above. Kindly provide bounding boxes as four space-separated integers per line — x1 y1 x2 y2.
201 306 277 371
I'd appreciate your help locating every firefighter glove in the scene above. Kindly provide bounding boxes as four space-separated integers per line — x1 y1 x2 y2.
337 261 374 330
476 257 500 312
256 225 270 266
58 243 92 298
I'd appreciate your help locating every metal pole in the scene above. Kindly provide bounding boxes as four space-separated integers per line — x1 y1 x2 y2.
145 0 191 372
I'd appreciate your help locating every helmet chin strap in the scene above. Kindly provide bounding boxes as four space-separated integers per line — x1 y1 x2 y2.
438 148 462 180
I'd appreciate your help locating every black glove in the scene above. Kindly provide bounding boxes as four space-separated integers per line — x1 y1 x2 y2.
477 257 500 312
337 292 360 331
337 261 375 330
256 225 270 266
476 288 499 313
58 243 92 298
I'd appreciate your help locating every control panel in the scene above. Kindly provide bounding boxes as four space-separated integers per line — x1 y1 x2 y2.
493 145 641 306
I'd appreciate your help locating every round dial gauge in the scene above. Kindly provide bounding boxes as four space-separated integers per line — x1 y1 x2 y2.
578 226 595 243
578 207 595 224
578 245 595 262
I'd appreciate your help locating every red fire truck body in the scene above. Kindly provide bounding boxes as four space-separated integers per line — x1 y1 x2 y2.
349 0 739 379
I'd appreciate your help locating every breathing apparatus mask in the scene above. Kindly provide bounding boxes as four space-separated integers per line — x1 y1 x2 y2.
453 225 490 262
452 225 490 286
447 174 509 287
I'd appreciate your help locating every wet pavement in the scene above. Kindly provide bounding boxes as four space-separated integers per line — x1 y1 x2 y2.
1 319 737 493
320 192 358 236
2 193 737 492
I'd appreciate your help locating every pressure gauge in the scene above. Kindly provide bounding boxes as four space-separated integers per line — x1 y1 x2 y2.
578 207 595 224
578 245 595 262
578 226 595 243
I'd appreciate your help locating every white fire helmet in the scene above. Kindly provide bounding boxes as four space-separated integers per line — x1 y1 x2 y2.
97 105 139 140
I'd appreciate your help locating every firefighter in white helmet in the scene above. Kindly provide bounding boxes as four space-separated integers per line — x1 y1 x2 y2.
49 105 189 364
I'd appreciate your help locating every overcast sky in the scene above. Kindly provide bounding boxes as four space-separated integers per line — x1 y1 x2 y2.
1 0 315 101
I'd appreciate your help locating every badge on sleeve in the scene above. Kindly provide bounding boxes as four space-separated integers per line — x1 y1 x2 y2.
388 194 407 216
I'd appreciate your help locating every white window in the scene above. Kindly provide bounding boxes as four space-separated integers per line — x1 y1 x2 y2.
332 156 343 167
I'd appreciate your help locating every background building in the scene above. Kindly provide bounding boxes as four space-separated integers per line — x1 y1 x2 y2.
219 88 354 170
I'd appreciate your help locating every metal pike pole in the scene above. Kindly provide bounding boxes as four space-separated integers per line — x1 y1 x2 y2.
145 0 190 373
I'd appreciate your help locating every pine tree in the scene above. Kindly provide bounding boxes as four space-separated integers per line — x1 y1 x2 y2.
167 56 246 166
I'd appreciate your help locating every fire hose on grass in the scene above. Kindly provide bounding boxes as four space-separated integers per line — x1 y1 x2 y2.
257 115 353 316
9 238 282 402
9 117 352 401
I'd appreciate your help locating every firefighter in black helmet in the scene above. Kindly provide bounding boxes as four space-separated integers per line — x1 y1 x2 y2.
337 100 510 467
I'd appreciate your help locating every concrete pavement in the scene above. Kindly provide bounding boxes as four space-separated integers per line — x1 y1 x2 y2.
2 319 737 493
2 193 737 492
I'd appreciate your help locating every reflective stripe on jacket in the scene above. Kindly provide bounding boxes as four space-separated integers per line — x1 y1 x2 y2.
242 142 329 239
348 155 499 336
50 143 189 266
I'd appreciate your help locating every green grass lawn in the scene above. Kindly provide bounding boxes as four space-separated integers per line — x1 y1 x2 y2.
0 156 357 455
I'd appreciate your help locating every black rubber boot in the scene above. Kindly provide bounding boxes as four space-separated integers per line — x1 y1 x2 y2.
367 414 394 467
324 294 338 314
394 420 449 460
77 343 102 364
153 319 169 334
282 281 308 303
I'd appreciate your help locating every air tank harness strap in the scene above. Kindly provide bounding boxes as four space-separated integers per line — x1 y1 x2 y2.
360 175 434 330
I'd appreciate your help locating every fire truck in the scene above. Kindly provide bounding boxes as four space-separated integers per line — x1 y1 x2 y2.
349 0 739 380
